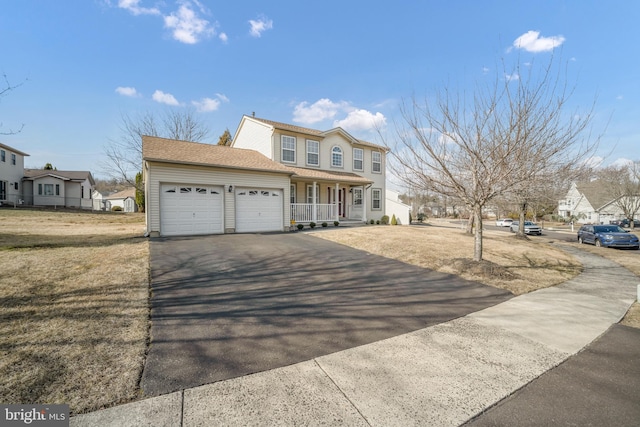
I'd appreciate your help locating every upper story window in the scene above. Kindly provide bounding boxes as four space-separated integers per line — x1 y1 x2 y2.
11 153 16 165
281 135 296 163
306 140 319 166
372 151 381 173
1 150 5 162
331 146 343 168
353 148 363 171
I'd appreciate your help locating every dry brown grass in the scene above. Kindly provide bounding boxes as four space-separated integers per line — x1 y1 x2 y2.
0 208 149 415
311 220 582 296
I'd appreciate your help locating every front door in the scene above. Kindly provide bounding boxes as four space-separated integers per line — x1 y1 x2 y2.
328 187 346 218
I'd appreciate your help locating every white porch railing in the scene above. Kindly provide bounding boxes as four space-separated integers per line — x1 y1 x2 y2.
291 203 338 223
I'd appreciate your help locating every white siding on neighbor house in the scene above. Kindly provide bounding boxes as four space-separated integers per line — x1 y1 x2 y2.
145 161 290 235
232 118 274 159
385 190 411 225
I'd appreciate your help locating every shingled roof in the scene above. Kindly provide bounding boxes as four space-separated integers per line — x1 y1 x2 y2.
23 169 95 184
250 116 387 151
142 135 294 175
576 181 616 210
286 166 372 184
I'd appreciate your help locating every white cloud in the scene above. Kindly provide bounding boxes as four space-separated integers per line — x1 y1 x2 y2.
152 90 180 105
191 93 229 112
115 86 140 97
513 30 565 53
616 95 624 100
192 97 220 112
505 73 520 81
164 2 215 44
219 32 228 43
293 99 347 124
334 109 387 132
117 0 160 16
249 16 273 37
610 157 634 168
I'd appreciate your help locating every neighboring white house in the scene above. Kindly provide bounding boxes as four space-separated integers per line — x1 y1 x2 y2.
232 115 388 224
92 190 106 211
385 189 411 225
105 187 138 212
558 181 638 224
143 135 295 237
22 169 95 209
0 142 29 205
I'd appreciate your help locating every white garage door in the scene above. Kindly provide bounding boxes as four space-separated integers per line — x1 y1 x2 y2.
160 184 224 236
236 188 283 233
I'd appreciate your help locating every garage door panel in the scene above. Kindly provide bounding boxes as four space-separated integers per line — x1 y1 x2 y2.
160 184 224 236
236 189 283 233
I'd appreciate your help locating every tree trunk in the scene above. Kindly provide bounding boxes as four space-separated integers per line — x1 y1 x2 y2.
518 201 527 236
473 205 483 262
466 215 474 234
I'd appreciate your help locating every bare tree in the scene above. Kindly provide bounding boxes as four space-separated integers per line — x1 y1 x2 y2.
102 108 211 186
598 161 640 228
386 57 598 261
1 73 25 135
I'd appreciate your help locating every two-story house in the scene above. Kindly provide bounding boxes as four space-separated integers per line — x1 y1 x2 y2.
0 142 29 205
232 115 387 224
558 181 637 224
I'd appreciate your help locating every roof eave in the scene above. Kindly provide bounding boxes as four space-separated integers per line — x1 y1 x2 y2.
144 157 295 176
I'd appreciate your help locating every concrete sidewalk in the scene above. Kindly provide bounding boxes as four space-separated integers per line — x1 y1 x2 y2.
71 246 638 426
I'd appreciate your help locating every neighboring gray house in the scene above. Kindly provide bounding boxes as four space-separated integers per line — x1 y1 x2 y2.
22 169 95 209
0 142 29 205
104 187 138 212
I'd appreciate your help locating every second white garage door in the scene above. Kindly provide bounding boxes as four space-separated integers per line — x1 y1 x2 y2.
235 188 283 233
160 184 224 236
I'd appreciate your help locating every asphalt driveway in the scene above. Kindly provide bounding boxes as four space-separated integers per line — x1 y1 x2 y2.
140 232 512 396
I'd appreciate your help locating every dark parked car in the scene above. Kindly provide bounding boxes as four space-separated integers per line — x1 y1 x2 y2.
577 224 639 249
510 221 542 235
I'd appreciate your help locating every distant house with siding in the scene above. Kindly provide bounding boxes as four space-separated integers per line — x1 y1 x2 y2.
104 187 138 212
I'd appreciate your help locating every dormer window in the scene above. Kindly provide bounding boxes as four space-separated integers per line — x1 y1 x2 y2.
331 146 343 168
281 135 296 163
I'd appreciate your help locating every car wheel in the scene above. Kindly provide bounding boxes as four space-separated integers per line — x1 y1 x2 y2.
595 239 602 247
578 236 583 244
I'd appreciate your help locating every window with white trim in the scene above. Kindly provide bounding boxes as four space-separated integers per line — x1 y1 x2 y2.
282 135 296 163
372 151 381 173
372 188 381 209
353 148 363 171
11 153 16 165
44 184 54 196
353 188 362 205
306 140 319 166
306 184 319 204
0 150 5 162
290 184 296 203
331 146 343 167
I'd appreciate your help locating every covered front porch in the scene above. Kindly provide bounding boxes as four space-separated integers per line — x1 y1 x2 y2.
288 167 372 224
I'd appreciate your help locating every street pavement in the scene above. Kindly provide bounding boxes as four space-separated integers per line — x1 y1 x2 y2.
71 240 639 426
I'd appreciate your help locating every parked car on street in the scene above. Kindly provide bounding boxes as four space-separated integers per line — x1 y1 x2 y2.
577 224 639 249
510 221 542 235
495 218 514 227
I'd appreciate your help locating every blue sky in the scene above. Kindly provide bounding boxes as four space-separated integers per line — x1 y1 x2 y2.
1 0 637 179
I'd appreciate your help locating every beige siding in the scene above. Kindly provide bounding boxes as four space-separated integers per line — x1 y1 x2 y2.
232 118 274 158
145 161 290 235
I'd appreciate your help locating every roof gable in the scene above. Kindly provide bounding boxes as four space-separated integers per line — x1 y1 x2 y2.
247 116 387 151
575 180 615 210
0 142 29 157
142 135 294 175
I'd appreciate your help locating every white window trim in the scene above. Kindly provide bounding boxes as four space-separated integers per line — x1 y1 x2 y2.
353 148 363 171
331 146 343 168
353 188 363 206
290 184 297 204
372 151 381 173
281 135 296 163
306 184 320 204
306 140 319 166
372 188 382 210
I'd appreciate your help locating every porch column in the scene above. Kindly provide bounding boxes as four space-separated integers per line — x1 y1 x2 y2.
362 185 367 223
335 183 339 222
312 181 317 222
